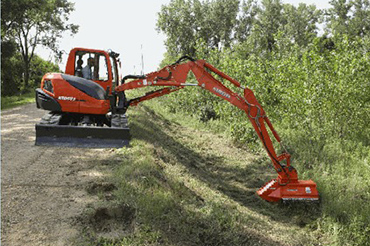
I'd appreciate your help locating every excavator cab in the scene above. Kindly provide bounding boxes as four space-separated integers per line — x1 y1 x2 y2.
35 48 129 148
66 48 119 93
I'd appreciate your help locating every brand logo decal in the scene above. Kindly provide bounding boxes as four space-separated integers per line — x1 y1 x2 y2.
58 96 76 101
213 87 231 99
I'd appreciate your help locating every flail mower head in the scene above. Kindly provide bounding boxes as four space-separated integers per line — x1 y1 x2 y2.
257 178 319 202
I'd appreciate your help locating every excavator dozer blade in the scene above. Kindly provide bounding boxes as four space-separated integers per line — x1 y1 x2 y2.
257 179 319 202
35 124 130 148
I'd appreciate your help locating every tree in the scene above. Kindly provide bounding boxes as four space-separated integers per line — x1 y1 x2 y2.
1 0 78 91
157 0 240 57
204 0 240 50
1 39 24 95
325 0 370 38
325 0 353 36
157 0 197 56
235 0 259 43
158 0 324 60
349 0 370 37
281 3 321 47
252 0 285 52
235 0 321 55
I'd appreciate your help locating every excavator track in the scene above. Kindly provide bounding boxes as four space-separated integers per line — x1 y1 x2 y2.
35 112 130 148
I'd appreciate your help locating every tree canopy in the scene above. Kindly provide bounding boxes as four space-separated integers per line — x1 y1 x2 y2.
157 0 370 58
1 0 78 94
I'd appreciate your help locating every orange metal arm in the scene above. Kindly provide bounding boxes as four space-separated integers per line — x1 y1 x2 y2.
116 58 292 182
115 57 319 203
128 87 184 106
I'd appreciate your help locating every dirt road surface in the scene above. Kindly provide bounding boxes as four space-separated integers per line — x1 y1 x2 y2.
1 103 115 245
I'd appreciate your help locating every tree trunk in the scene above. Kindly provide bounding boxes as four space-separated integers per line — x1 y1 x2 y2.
22 59 30 93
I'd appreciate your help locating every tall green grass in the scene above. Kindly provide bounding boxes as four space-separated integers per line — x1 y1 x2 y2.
1 91 35 110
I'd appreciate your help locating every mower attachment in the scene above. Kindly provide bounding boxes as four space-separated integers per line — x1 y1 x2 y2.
257 178 319 202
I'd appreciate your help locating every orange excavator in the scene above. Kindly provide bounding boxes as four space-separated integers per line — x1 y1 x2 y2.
35 47 319 202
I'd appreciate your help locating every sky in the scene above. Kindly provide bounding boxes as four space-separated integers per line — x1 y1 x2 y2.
37 0 331 75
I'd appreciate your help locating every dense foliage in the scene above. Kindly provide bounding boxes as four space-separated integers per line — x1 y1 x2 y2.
157 0 370 245
1 42 60 96
1 0 78 95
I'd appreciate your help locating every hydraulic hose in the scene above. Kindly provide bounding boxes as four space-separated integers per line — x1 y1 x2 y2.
121 75 146 84
258 127 290 185
173 55 196 65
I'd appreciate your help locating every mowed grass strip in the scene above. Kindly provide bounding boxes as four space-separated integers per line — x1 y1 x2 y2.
105 101 323 246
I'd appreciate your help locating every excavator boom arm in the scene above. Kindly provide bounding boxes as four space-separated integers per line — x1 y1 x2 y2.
115 57 319 202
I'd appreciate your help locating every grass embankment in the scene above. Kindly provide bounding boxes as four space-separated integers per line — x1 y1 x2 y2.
86 98 326 246
1 92 35 110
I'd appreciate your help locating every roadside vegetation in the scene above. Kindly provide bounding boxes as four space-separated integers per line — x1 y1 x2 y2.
153 0 370 245
1 92 35 110
85 83 368 245
156 39 370 246
83 99 323 246
1 0 77 97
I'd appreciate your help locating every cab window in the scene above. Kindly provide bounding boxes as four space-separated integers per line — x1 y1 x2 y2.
96 54 109 81
110 56 118 88
74 52 109 82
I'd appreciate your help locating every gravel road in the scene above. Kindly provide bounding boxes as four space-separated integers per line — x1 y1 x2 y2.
1 103 115 245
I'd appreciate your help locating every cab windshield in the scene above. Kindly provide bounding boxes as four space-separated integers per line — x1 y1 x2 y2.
74 51 109 82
